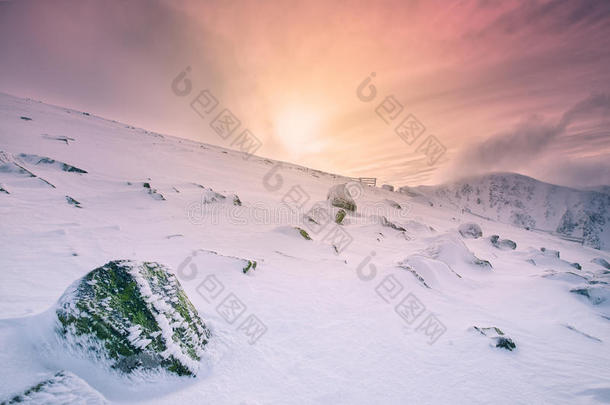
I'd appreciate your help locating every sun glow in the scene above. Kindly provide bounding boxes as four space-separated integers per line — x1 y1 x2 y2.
274 106 322 156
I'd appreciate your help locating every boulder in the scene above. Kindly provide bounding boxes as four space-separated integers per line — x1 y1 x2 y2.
540 247 560 258
18 153 87 174
570 286 609 305
335 209 346 224
242 260 257 274
295 227 312 240
141 182 165 201
327 183 357 212
381 216 406 232
458 222 482 239
397 186 419 197
490 235 517 250
381 184 394 192
55 260 210 376
473 326 516 351
3 371 106 405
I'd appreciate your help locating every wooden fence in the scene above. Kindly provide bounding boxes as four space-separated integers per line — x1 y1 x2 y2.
349 177 377 187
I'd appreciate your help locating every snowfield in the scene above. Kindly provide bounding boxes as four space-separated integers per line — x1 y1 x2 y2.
1 92 609 404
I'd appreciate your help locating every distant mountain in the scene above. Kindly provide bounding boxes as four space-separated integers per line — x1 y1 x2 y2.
584 185 610 195
404 173 610 250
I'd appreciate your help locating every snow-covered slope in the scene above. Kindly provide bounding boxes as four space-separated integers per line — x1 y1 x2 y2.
1 92 610 404
404 173 610 250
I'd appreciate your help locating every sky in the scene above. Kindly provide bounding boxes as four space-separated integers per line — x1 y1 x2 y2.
0 0 609 188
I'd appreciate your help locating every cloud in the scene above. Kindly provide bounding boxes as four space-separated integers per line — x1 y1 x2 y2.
448 93 610 187
539 156 610 188
558 93 610 129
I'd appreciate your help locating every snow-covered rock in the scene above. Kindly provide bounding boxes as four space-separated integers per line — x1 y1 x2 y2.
592 257 610 269
458 222 483 239
3 371 107 405
540 247 560 258
472 326 516 351
570 286 610 305
380 216 406 232
423 235 492 271
327 183 357 212
527 249 579 272
17 153 87 174
489 235 516 250
55 260 210 377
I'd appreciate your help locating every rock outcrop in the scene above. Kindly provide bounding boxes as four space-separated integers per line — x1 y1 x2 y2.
55 260 210 377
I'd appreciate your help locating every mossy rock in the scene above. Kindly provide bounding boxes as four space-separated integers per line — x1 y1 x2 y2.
295 227 312 240
243 260 257 274
327 184 357 212
335 209 346 224
381 216 406 232
55 260 210 377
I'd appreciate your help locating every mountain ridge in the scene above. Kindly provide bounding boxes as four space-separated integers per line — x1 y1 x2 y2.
402 172 610 250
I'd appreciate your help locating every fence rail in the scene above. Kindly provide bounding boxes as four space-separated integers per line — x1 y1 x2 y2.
349 177 377 187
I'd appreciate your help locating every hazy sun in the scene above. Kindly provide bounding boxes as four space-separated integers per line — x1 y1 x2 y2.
274 106 322 155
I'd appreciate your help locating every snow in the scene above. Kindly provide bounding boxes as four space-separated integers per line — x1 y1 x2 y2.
0 92 610 404
414 172 610 250
128 262 203 374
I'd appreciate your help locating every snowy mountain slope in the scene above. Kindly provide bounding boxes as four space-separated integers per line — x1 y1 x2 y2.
405 173 610 250
1 92 610 404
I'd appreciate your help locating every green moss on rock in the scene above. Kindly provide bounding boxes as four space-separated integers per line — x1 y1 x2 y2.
335 209 346 224
295 227 312 240
327 184 357 212
55 260 210 377
243 260 257 274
